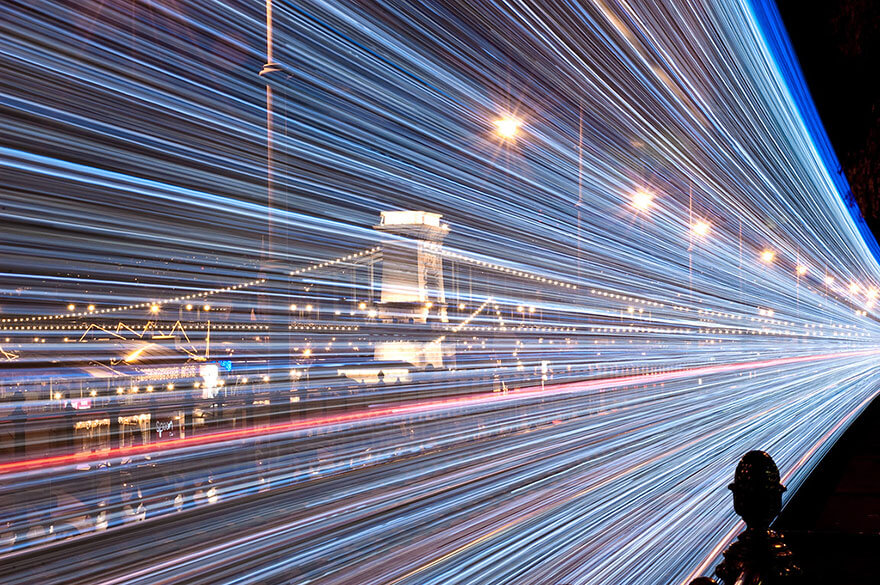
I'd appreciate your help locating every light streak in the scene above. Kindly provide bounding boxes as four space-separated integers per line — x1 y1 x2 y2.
1 1 879 584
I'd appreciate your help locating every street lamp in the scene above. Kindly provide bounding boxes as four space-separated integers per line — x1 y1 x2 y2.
691 220 710 237
494 116 520 139
631 189 653 211
760 250 775 263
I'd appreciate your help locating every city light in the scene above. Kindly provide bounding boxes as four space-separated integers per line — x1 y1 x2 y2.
796 265 807 276
760 250 776 263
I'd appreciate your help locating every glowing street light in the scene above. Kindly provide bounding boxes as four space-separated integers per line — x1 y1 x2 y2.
631 190 653 211
796 265 807 276
494 116 520 139
824 275 834 286
67 304 75 311
760 250 775 263
691 220 710 237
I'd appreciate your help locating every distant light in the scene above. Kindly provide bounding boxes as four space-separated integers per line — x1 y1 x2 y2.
203 304 211 311
67 304 75 311
90 390 97 397
166 383 174 390
529 306 536 313
796 265 807 276
302 348 312 357
850 283 860 294
368 309 378 318
131 386 139 393
185 304 193 311
146 385 153 392
262 375 270 383
358 302 367 310
306 304 313 311
494 116 520 139
691 221 710 237
116 386 124 394
868 288 878 300
458 303 466 310
87 304 95 312
150 304 160 313
631 190 653 211
54 392 62 400
760 250 775 263
517 305 525 312
824 276 834 285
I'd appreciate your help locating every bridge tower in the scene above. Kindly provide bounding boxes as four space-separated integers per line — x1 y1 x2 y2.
373 211 449 367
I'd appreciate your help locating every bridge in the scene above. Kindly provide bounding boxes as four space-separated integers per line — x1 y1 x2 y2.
1 1 879 584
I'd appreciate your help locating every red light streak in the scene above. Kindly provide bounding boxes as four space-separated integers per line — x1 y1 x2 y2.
2 348 877 477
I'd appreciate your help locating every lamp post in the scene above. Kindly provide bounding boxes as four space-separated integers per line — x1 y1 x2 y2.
259 0 289 399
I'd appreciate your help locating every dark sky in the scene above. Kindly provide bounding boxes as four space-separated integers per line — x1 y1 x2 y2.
777 0 880 235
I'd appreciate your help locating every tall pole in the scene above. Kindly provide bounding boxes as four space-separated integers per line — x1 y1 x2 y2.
260 0 281 262
260 1 284 385
576 104 583 286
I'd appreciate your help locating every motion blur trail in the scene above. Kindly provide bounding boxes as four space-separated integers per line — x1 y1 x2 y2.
1 0 880 584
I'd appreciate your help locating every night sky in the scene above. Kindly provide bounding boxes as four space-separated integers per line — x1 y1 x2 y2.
777 0 880 236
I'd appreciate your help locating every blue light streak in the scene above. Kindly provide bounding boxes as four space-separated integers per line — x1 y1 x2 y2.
0 1 879 584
